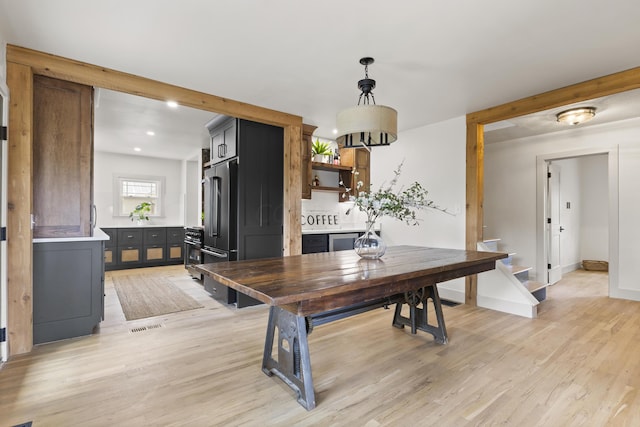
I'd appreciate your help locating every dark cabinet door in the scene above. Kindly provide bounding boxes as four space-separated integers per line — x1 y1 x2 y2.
167 227 184 244
237 120 284 260
208 116 237 164
143 228 166 245
33 75 93 238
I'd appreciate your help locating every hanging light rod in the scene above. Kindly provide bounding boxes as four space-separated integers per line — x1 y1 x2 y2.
336 57 398 148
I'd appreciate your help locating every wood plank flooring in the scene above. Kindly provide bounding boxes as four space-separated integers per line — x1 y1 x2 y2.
1 266 639 426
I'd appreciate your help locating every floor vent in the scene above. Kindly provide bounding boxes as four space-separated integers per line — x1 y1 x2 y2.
129 323 164 333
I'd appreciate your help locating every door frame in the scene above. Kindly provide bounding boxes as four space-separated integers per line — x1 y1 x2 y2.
466 65 640 306
0 80 8 363
536 148 618 295
5 45 303 356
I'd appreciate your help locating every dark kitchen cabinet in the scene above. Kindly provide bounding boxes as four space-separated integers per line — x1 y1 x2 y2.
103 228 118 269
237 119 284 261
203 116 283 308
33 239 105 344
103 227 184 270
302 234 328 254
166 227 184 262
207 116 237 164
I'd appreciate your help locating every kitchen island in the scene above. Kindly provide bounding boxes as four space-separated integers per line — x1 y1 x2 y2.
197 245 507 409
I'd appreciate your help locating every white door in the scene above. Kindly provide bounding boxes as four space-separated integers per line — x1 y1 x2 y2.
547 163 562 285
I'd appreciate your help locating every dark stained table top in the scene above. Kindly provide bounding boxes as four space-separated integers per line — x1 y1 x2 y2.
197 245 507 316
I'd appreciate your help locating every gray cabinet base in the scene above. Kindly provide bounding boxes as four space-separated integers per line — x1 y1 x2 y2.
33 240 105 344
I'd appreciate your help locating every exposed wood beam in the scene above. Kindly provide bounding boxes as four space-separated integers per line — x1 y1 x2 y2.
5 45 303 357
465 65 640 304
7 45 301 128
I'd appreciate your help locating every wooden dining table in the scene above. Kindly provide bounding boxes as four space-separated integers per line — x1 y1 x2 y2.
196 245 507 410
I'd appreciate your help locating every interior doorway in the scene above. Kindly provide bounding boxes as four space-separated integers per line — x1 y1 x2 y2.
537 149 616 296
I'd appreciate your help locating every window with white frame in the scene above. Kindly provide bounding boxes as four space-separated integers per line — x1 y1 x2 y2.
115 176 164 217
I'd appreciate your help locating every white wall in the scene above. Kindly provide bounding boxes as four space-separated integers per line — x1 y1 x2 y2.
184 159 200 226
579 154 608 262
94 151 189 227
485 117 640 300
370 116 467 299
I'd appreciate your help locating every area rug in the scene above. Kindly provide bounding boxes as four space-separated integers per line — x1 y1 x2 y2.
113 274 203 321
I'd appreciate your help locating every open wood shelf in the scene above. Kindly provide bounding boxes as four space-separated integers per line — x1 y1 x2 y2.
311 162 352 172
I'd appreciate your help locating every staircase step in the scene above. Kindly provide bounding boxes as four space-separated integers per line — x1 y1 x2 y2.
521 280 548 302
483 238 500 251
521 280 547 293
499 253 516 266
505 265 531 275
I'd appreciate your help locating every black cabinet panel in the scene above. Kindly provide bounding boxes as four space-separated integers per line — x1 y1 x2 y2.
118 228 143 245
144 228 166 245
167 227 184 244
103 228 117 248
302 234 328 254
105 227 183 270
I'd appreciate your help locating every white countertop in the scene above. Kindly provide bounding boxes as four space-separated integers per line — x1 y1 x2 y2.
33 228 110 243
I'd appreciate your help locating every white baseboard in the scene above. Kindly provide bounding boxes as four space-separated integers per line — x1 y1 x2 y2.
562 263 581 274
437 287 465 304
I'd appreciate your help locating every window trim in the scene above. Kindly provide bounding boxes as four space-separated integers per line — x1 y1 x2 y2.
113 174 166 218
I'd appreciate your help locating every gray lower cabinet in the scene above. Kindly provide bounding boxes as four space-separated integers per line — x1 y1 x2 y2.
33 239 105 344
103 226 184 270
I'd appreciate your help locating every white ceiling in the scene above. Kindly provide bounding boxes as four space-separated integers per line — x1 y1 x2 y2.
94 88 214 160
2 1 640 154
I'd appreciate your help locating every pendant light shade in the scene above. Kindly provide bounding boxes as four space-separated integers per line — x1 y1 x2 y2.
336 57 398 148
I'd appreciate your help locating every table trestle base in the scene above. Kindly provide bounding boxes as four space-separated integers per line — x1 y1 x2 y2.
262 306 316 410
392 285 448 344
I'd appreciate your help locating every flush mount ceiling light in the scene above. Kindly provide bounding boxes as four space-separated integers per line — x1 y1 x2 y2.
556 107 596 125
336 57 397 148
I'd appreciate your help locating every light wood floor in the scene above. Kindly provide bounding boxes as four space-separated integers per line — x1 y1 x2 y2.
1 267 638 426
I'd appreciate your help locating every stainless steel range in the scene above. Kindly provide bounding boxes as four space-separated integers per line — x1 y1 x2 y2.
184 226 204 280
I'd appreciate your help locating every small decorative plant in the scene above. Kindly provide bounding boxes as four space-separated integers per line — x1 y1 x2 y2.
129 202 153 222
311 139 333 156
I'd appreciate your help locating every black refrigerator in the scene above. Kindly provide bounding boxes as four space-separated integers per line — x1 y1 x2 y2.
202 117 284 308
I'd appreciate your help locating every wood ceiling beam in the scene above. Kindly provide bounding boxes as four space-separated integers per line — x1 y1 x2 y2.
464 65 640 305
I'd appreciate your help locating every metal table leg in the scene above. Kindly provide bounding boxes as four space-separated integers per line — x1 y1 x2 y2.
262 306 316 410
392 285 448 344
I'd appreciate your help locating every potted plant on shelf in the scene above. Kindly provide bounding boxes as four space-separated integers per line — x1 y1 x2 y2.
311 139 333 164
129 202 153 225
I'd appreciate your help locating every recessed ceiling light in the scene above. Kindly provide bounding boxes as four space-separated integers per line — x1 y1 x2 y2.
332 128 338 134
134 147 141 152
146 131 155 136
167 100 178 108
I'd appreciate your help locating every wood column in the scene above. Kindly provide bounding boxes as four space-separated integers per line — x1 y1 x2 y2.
283 124 302 256
6 61 34 355
465 121 483 306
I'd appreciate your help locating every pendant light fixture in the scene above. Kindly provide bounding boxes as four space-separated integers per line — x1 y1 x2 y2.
556 107 596 125
336 57 398 148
